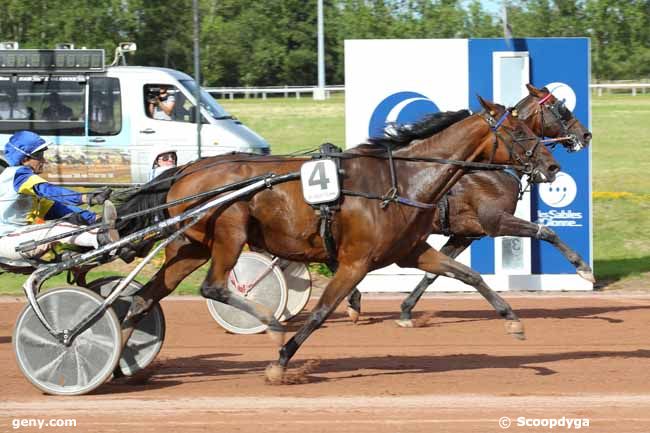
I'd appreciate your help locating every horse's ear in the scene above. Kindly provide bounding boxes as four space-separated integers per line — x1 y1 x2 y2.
477 95 496 115
526 83 543 96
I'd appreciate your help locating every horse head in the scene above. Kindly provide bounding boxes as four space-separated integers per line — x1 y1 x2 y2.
478 96 561 183
517 83 592 152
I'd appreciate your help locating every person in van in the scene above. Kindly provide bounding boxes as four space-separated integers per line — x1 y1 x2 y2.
147 85 176 121
0 131 119 265
42 92 73 121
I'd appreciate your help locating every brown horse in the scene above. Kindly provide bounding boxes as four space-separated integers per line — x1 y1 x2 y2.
346 84 593 327
118 97 559 382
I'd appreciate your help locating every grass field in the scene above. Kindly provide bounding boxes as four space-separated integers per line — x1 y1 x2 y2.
0 93 648 295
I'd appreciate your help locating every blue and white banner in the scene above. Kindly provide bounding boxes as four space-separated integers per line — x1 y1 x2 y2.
345 38 592 291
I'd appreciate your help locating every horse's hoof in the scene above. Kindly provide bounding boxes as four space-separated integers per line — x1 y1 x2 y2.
505 320 526 340
394 319 415 328
346 307 360 324
577 269 596 283
267 329 285 347
265 363 285 384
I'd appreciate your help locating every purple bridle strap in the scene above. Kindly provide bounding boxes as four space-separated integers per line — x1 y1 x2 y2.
491 110 510 131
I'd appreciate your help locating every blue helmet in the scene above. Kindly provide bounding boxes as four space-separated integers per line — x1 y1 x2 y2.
4 131 49 166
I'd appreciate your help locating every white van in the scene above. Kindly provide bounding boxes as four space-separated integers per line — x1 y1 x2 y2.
0 47 269 184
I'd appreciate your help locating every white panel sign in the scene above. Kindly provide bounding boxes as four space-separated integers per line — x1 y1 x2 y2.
344 39 469 147
300 159 340 205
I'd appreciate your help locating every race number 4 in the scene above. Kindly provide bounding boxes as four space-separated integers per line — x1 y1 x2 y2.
300 159 340 205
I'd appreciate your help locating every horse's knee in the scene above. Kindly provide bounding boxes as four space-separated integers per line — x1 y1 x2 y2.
537 225 557 242
200 281 229 303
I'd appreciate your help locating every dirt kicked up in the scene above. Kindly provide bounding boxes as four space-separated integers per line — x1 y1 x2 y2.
1 294 650 433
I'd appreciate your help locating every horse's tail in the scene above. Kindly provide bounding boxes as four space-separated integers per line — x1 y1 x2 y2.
115 166 184 236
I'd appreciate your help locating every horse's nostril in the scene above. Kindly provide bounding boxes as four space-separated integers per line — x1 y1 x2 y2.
584 132 592 142
550 165 561 174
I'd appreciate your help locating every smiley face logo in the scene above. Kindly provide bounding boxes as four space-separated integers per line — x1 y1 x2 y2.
539 171 577 208
368 91 440 138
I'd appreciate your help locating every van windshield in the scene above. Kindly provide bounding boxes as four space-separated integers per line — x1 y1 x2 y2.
178 79 231 120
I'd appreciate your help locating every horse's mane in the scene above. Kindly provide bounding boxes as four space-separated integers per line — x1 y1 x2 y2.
356 109 471 152
115 166 184 236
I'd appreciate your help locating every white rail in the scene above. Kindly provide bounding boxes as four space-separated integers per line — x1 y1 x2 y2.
590 83 650 96
205 85 345 100
205 83 649 99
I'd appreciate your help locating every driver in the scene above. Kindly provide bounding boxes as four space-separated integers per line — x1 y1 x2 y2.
0 131 119 265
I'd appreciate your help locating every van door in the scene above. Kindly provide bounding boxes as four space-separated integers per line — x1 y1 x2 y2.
86 76 131 183
132 83 207 183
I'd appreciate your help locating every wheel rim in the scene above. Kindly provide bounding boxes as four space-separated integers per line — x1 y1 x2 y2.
207 252 288 334
13 287 121 395
278 260 312 321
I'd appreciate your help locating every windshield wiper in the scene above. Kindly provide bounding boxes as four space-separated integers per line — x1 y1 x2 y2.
213 115 235 120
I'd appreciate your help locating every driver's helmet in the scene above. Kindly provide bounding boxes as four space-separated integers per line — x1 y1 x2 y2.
4 131 49 166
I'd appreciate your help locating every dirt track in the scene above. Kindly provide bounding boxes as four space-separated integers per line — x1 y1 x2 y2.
1 294 650 432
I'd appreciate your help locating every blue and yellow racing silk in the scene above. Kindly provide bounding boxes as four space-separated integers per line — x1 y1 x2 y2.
0 166 95 236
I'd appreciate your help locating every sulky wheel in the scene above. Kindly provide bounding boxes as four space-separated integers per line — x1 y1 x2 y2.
87 277 166 377
277 259 312 321
207 252 288 334
13 286 122 396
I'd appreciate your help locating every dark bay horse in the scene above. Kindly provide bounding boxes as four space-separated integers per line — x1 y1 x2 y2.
346 84 593 327
118 97 560 382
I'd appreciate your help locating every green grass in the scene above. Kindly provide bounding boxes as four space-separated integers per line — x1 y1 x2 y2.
591 94 650 194
0 93 648 295
590 94 650 280
220 94 346 155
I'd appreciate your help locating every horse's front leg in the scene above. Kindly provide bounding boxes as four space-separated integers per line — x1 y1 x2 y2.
397 242 525 340
266 261 368 384
482 211 594 282
396 236 473 327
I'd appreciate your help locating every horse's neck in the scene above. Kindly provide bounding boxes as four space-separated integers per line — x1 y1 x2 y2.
393 115 490 205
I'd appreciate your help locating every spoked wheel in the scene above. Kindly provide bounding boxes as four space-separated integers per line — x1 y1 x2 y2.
207 252 288 334
13 286 122 395
87 277 166 377
277 259 312 321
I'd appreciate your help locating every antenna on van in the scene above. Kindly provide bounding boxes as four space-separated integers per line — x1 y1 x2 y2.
109 42 137 66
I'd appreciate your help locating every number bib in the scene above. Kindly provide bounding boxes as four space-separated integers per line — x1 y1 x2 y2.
300 159 340 205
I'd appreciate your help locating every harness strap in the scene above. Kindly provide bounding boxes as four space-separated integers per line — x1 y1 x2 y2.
437 193 452 236
318 204 338 270
341 189 434 209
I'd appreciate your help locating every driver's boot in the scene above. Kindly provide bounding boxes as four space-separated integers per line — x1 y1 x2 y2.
97 200 120 246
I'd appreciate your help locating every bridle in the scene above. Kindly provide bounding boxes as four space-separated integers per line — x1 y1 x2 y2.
481 108 542 176
515 90 582 152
